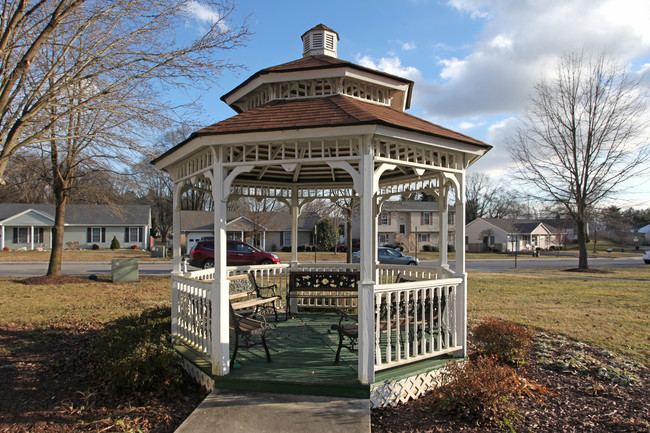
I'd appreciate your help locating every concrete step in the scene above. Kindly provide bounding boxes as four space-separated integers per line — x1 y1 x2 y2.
175 389 370 433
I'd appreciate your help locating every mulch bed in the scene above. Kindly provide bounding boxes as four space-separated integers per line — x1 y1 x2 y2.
0 321 647 432
372 332 649 432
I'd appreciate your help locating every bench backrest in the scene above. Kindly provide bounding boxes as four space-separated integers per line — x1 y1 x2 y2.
289 271 360 292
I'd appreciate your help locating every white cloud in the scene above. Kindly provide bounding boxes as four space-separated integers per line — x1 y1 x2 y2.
446 0 489 19
184 1 229 31
356 55 421 82
402 41 416 51
423 0 650 120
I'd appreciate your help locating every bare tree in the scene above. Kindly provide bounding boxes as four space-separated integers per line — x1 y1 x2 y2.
466 173 524 222
509 51 649 269
0 0 250 181
0 151 51 202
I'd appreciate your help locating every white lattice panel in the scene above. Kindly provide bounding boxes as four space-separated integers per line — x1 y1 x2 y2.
370 367 449 408
178 356 214 391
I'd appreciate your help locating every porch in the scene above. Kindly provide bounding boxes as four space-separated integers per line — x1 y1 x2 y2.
172 263 462 407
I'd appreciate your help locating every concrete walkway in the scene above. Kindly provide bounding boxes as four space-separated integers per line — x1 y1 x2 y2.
174 389 371 433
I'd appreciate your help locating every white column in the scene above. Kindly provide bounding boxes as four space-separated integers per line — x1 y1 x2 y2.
211 150 230 376
290 187 300 266
172 182 182 274
439 182 449 271
453 171 467 358
358 135 375 384
30 226 34 250
1 225 4 250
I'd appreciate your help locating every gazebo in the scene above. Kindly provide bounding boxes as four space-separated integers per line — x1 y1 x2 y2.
153 24 490 407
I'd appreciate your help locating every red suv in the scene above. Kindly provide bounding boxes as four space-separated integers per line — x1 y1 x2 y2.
188 240 281 269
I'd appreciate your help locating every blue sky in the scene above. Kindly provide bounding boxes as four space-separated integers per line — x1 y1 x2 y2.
181 0 650 208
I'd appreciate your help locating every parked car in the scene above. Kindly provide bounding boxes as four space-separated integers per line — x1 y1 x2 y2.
643 250 650 264
352 247 419 266
188 240 281 269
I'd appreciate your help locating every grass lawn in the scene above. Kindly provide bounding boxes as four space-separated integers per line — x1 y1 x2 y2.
0 276 170 324
0 249 169 262
0 270 646 364
509 266 650 281
468 270 649 364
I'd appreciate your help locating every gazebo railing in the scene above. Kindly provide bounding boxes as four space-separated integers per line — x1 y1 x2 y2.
373 278 462 370
171 264 463 372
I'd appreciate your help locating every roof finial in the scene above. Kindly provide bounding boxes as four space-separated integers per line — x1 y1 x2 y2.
301 24 339 58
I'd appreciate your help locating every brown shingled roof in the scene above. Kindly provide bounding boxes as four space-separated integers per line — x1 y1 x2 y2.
193 95 489 148
301 24 339 39
220 55 413 108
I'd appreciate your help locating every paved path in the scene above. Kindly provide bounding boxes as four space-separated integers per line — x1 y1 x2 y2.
174 390 370 433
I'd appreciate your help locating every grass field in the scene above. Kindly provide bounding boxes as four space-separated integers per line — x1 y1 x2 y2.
0 248 168 262
468 270 649 363
0 269 647 364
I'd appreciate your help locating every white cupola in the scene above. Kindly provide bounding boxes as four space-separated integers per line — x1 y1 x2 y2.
301 24 339 58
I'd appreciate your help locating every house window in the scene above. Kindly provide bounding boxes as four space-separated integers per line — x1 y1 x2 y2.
399 224 406 234
448 212 455 225
379 212 390 225
418 233 430 242
379 233 389 244
34 228 44 243
421 212 431 225
282 232 291 246
88 227 106 243
13 227 29 243
124 227 142 243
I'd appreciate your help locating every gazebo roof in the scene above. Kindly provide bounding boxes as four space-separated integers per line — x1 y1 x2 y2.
220 54 415 112
157 95 489 161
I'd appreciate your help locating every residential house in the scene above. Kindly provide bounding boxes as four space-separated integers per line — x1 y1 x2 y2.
0 203 151 250
349 201 456 251
638 224 650 245
181 210 320 252
466 218 561 253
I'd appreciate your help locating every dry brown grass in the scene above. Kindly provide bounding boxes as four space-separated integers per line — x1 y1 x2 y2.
0 249 169 262
469 271 649 364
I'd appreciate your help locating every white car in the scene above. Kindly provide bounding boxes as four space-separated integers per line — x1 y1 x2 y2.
643 250 650 264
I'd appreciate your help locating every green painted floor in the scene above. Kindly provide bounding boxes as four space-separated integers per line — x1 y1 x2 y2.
177 311 453 399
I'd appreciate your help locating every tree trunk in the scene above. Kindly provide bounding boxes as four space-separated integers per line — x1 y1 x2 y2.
47 193 66 276
576 218 589 269
346 218 352 263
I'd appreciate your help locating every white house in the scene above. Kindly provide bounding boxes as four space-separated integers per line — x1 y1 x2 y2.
466 218 561 253
0 203 151 250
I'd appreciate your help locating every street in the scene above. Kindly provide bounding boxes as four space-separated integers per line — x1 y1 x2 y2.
0 256 643 277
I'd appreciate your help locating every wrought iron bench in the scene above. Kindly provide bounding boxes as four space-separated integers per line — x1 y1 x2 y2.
229 272 281 321
286 270 360 319
229 303 275 368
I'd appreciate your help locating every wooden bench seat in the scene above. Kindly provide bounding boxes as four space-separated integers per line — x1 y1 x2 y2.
286 270 359 319
229 304 275 368
228 273 280 321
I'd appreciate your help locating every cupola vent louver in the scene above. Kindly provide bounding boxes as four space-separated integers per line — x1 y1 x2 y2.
301 24 339 58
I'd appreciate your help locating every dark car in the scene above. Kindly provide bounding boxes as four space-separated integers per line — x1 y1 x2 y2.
352 247 419 265
188 240 281 269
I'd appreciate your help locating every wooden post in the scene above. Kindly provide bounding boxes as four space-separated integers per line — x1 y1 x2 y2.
358 135 375 384
453 170 467 358
211 148 230 376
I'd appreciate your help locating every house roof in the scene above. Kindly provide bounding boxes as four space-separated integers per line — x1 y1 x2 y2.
0 203 150 226
382 201 442 212
179 95 488 148
477 218 559 234
181 210 320 232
